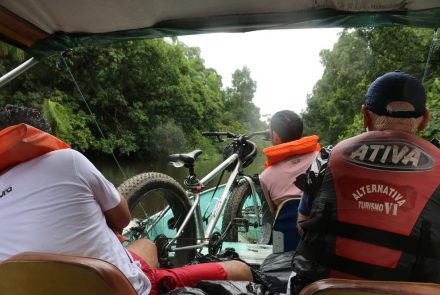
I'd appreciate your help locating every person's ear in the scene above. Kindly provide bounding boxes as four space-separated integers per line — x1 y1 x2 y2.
361 105 372 130
418 108 430 131
272 131 282 145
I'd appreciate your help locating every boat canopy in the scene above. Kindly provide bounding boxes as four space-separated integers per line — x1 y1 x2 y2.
1 0 440 57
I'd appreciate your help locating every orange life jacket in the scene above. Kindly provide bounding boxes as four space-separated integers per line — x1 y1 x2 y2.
263 135 320 168
0 123 70 172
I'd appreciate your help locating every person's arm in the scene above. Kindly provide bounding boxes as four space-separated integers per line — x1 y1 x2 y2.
297 192 313 237
297 212 309 237
72 149 131 232
104 195 131 232
259 174 276 213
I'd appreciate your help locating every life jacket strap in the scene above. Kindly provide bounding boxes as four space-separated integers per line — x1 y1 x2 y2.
410 219 432 280
301 217 440 259
326 218 440 282
330 254 411 280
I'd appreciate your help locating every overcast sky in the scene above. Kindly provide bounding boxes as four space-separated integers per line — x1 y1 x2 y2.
179 28 342 120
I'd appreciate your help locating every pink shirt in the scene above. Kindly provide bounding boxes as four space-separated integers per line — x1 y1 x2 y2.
260 151 318 213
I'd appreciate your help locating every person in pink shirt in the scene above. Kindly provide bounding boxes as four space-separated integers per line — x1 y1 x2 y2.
260 110 320 214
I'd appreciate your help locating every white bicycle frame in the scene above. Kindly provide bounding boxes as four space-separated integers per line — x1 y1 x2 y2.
166 152 262 252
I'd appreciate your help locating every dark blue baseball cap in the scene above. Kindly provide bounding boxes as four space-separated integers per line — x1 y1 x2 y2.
365 71 426 118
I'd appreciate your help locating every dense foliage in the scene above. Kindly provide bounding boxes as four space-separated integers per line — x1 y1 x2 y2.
0 39 266 158
3 27 439 159
302 27 440 145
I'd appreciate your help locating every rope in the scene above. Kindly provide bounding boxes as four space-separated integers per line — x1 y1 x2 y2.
61 53 127 179
422 28 438 84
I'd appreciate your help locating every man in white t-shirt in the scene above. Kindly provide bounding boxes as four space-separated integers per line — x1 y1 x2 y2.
0 105 252 295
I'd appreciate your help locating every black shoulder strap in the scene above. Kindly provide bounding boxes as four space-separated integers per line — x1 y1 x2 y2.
300 214 440 260
410 219 432 280
430 138 440 148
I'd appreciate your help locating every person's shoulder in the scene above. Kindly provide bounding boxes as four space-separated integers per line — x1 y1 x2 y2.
334 133 365 147
43 148 72 159
331 133 367 154
260 166 271 179
47 148 91 163
46 148 77 158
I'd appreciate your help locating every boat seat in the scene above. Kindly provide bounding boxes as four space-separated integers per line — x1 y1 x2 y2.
272 198 301 253
0 252 138 295
299 278 440 295
168 149 202 167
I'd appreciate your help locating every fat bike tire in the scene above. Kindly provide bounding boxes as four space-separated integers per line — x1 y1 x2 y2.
221 181 273 244
118 172 197 267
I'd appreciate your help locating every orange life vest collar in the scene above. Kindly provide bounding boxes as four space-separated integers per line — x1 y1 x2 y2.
0 123 70 172
263 135 320 168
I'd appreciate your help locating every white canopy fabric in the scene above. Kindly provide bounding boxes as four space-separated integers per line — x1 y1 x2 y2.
2 0 440 33
1 0 440 56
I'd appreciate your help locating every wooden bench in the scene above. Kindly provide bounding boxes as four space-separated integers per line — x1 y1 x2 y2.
299 278 440 295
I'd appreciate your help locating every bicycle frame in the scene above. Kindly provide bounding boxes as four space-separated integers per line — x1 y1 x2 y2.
166 152 261 252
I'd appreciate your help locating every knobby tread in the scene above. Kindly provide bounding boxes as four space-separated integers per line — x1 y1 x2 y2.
117 172 197 267
118 172 187 209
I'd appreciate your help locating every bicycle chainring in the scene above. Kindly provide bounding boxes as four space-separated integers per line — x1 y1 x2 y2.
155 234 173 268
208 232 223 255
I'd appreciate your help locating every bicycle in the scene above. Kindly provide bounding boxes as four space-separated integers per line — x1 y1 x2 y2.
118 131 273 267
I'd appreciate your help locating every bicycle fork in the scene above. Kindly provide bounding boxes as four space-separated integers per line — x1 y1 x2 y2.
240 175 262 226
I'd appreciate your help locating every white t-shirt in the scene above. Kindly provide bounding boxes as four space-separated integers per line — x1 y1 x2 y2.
0 149 150 295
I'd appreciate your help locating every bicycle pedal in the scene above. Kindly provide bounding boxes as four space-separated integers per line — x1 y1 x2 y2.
232 218 250 232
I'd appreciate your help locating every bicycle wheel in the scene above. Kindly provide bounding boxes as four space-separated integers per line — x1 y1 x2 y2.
117 172 197 267
221 180 273 244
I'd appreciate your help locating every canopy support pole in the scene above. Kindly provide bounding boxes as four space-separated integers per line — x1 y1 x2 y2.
0 57 39 88
422 28 438 84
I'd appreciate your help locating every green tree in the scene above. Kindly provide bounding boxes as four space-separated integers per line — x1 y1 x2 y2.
223 66 265 133
421 78 440 140
302 27 439 145
0 41 25 62
0 38 265 159
302 29 371 144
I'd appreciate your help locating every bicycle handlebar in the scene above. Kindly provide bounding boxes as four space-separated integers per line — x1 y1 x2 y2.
245 130 271 141
202 131 236 138
202 130 270 141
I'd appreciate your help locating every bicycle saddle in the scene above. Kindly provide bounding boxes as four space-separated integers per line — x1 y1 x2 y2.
168 149 202 167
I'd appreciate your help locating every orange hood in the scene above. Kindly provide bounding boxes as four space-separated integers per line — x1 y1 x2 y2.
0 123 70 172
263 135 320 168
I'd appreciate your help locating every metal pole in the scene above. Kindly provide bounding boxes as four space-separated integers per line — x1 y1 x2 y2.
0 57 39 88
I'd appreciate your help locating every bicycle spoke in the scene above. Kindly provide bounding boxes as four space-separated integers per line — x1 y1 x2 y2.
139 202 150 219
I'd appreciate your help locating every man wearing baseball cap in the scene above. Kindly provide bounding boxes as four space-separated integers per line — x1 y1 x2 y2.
290 71 440 293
